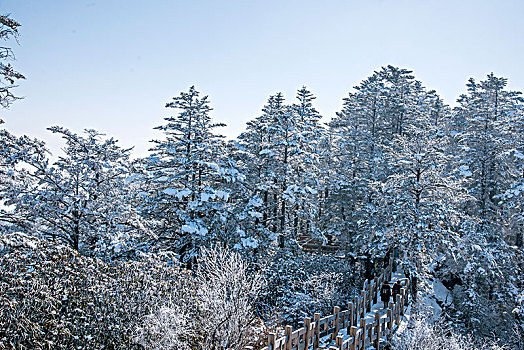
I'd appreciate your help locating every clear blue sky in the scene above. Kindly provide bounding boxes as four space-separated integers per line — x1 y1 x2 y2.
1 0 523 157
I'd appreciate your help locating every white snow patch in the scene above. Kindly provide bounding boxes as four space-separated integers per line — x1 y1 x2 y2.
433 279 452 306
241 237 259 249
259 149 275 157
249 210 262 218
237 228 246 237
458 165 472 177
248 197 263 207
215 190 230 201
182 222 208 235
513 150 524 160
163 188 191 199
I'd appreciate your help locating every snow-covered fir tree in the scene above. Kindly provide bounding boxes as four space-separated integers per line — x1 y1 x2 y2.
436 74 524 338
142 86 241 264
7 127 143 257
0 121 47 231
238 88 327 249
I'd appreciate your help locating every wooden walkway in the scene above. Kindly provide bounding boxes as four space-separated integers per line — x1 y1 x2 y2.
259 258 411 350
296 234 341 254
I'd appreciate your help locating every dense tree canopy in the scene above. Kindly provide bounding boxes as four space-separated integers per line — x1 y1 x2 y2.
1 64 523 348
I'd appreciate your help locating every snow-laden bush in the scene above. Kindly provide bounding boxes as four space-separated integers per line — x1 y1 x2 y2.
134 245 264 350
134 302 195 350
392 306 507 350
0 231 187 349
258 251 359 327
196 246 265 349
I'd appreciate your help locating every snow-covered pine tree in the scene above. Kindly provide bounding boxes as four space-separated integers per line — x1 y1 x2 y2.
329 66 468 273
329 66 427 255
232 119 274 253
143 86 234 263
9 127 142 257
0 123 47 231
288 87 326 242
437 74 524 338
237 93 289 248
453 74 524 232
328 73 387 249
499 102 523 247
238 88 326 250
260 92 290 241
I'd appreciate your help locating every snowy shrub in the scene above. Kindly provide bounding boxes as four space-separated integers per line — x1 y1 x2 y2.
258 251 359 327
304 271 344 311
134 302 196 350
134 245 264 350
392 306 507 350
195 246 265 350
0 231 187 349
433 231 521 343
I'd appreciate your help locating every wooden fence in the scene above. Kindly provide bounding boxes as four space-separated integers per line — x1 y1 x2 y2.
260 257 411 350
296 234 341 254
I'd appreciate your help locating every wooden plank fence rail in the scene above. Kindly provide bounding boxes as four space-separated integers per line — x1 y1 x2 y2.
259 256 412 350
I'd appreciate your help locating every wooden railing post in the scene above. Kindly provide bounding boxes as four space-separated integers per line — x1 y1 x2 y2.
367 282 372 312
350 326 357 350
285 325 292 350
333 306 341 340
336 334 343 349
268 333 276 350
374 312 380 350
360 318 366 350
348 326 357 350
347 301 354 331
388 302 394 332
361 290 366 318
405 278 410 305
373 277 379 304
313 312 320 349
304 317 311 350
395 301 401 325
400 288 406 315
353 296 359 323
368 317 373 344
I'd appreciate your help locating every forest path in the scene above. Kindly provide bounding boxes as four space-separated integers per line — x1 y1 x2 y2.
262 259 412 350
318 271 408 349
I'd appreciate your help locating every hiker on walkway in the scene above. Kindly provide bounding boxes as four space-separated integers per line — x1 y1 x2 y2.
380 282 392 309
392 280 402 303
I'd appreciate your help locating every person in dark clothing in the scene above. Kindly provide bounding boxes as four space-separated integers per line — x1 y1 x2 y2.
380 282 392 309
392 280 402 303
383 250 391 268
364 257 374 281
